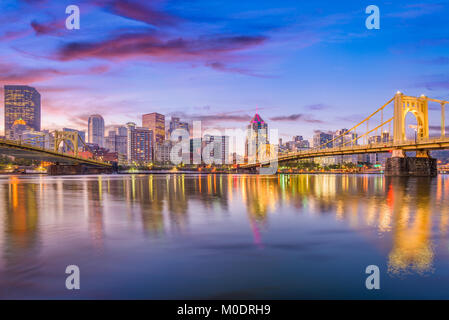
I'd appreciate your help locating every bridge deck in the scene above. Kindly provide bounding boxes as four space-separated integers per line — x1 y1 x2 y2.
0 139 112 167
240 137 449 169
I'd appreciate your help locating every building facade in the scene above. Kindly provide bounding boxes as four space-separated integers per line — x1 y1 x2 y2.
333 128 358 164
126 122 153 163
4 85 41 139
105 126 127 156
203 135 230 165
155 140 172 163
285 136 310 152
22 130 54 149
313 131 333 149
245 113 269 163
10 118 28 141
88 114 105 147
142 113 165 146
168 117 190 139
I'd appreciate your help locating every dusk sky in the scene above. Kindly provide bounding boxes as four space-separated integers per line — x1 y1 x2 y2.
1 0 448 141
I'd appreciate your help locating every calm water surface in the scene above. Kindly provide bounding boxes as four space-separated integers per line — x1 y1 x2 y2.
1 173 449 299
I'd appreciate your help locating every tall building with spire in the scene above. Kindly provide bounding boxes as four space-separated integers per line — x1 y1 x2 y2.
245 113 269 163
4 85 41 139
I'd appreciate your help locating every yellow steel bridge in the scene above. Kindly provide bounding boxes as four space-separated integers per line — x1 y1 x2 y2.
240 92 449 169
0 131 111 168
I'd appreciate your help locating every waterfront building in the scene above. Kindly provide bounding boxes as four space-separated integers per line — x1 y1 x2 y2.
142 113 165 146
313 131 332 149
285 136 310 152
203 135 230 165
278 139 289 155
126 122 153 163
231 152 244 164
155 140 173 163
22 130 53 149
367 134 390 165
333 129 358 164
80 144 117 162
4 85 41 139
245 113 269 163
88 114 105 147
187 138 201 164
105 126 127 156
368 135 381 144
297 140 310 150
10 118 28 141
168 117 190 139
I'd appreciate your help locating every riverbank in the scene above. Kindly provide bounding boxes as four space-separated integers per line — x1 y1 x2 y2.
0 170 385 175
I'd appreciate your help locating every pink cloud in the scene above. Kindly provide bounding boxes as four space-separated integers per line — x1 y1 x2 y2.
0 62 110 85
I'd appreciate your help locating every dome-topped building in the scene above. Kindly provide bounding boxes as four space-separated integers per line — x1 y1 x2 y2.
13 118 27 126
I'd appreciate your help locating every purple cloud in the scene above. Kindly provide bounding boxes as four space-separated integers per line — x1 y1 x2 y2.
270 113 323 123
99 0 181 27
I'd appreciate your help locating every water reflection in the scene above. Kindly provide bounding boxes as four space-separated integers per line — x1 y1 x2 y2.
1 173 449 287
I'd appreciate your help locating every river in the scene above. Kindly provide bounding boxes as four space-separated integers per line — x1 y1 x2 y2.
1 174 449 299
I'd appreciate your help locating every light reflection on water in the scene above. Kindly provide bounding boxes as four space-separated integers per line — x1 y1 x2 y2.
1 174 449 299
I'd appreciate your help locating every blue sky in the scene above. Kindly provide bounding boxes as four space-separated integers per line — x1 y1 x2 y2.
0 0 448 141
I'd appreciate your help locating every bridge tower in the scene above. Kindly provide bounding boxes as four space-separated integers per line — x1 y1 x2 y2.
54 131 79 157
387 92 436 176
393 92 429 144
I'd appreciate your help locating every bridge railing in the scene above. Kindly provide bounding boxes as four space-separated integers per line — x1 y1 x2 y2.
0 137 111 166
242 136 449 168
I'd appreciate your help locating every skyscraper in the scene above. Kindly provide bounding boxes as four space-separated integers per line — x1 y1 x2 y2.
88 114 105 147
105 126 127 156
203 135 230 165
313 131 332 149
4 85 41 139
168 116 190 138
245 113 269 163
126 122 153 163
142 113 165 146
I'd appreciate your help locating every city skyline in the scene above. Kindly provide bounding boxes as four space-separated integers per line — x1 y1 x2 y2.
0 81 371 147
0 83 444 162
0 0 448 141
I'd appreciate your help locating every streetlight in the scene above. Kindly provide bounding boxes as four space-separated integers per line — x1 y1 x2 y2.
409 124 417 143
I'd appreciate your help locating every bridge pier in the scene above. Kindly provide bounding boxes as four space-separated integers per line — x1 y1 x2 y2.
237 167 259 174
48 164 114 175
385 150 437 177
